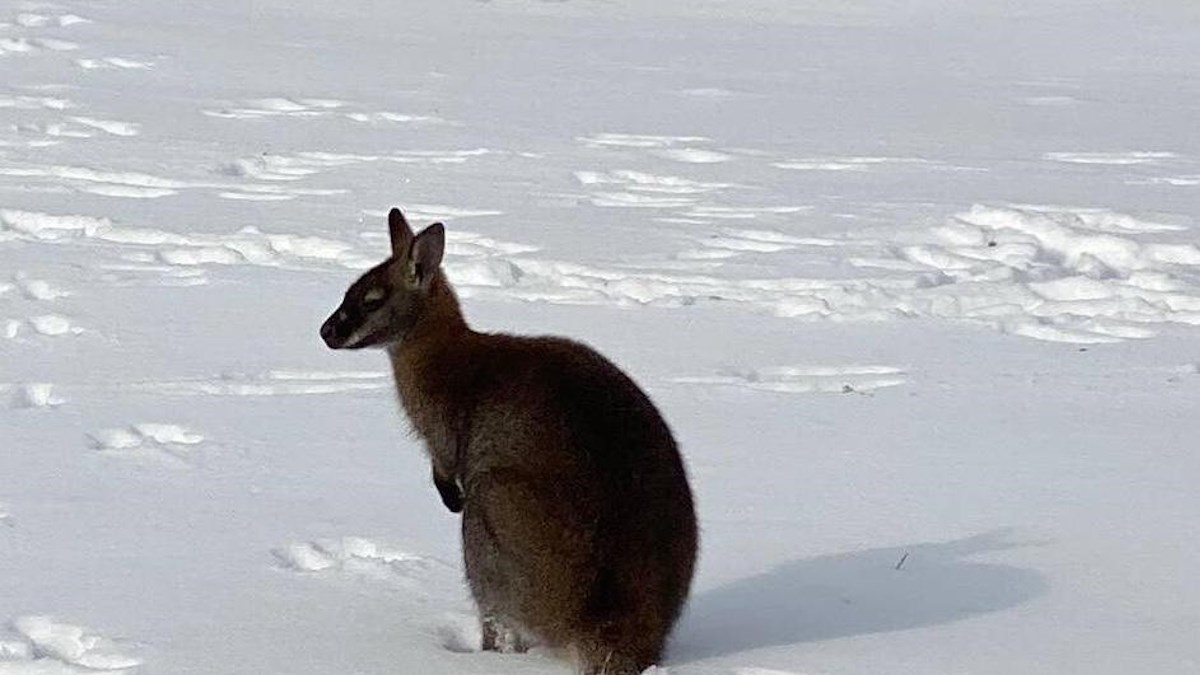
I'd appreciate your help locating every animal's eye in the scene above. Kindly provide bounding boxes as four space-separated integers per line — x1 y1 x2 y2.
361 288 386 310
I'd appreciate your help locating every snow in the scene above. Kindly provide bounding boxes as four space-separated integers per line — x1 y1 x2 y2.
10 616 140 672
5 383 65 410
2 1 1200 674
26 315 77 337
673 365 906 394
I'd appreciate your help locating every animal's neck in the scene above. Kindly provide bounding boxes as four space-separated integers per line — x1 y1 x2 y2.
411 272 468 343
386 273 470 438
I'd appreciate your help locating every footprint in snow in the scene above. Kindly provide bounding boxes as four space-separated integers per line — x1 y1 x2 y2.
673 365 907 395
1020 95 1078 106
14 13 90 28
1126 174 1200 187
574 169 737 211
0 37 78 55
5 383 66 409
0 164 188 199
0 95 74 111
273 537 453 594
30 315 82 336
76 57 154 71
578 132 736 163
1 316 84 339
676 227 838 262
3 615 141 672
70 117 140 137
86 423 206 466
1042 150 1176 165
772 155 932 172
126 370 391 397
202 97 442 124
12 274 70 300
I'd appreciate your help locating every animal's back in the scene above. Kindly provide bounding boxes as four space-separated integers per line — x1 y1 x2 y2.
460 334 697 672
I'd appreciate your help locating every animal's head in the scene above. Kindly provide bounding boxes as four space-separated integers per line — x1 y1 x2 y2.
320 208 446 350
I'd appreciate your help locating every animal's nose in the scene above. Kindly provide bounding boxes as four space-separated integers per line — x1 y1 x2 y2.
320 318 337 343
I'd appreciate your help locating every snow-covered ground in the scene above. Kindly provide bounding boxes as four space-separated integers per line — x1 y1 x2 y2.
2 1 1199 673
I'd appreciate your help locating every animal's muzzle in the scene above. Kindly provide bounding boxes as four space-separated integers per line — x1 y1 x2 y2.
320 312 346 349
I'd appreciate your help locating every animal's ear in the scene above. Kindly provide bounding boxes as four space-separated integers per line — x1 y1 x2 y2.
388 208 415 258
411 222 445 286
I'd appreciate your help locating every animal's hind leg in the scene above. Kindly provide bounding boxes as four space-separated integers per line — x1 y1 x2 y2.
480 614 529 653
480 615 497 652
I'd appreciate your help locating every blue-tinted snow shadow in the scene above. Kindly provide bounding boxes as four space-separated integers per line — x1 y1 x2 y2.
672 529 1047 661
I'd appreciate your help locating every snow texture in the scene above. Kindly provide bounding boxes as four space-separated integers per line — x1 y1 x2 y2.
2 1 1199 674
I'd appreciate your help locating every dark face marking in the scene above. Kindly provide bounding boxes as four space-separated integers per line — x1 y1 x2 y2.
320 262 403 350
320 256 435 350
320 210 446 351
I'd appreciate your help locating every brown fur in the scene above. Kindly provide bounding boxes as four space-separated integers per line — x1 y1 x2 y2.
322 208 698 675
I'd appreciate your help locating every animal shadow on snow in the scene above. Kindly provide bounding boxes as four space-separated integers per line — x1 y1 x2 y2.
674 529 1047 660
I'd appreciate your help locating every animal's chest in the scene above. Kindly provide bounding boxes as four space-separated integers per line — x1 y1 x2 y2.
399 392 465 464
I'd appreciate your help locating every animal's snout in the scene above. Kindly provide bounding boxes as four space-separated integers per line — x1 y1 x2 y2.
320 311 346 348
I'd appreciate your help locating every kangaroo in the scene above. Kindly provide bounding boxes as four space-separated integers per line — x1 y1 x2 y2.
320 208 698 675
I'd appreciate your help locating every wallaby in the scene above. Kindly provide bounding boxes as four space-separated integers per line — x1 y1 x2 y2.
320 208 698 675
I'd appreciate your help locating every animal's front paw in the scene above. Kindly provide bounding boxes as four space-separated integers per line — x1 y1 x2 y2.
434 473 464 513
440 489 464 513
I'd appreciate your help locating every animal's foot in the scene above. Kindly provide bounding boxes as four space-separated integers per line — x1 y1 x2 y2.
481 615 529 653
